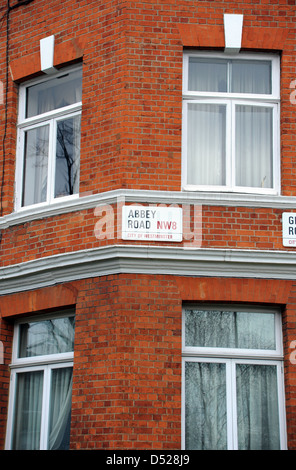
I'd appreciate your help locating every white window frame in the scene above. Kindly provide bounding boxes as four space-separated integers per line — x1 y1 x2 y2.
182 52 280 195
5 311 75 450
181 304 287 450
15 66 82 212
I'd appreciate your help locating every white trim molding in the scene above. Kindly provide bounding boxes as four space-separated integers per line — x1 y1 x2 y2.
1 189 296 229
1 245 296 295
40 35 57 74
224 14 244 54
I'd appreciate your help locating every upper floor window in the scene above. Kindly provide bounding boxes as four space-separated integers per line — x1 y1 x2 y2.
182 53 280 194
15 67 82 210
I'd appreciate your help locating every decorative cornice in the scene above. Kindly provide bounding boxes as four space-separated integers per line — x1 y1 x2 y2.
1 245 296 295
224 14 244 54
10 35 87 82
1 190 296 229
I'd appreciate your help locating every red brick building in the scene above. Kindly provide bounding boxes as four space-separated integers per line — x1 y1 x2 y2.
0 0 296 451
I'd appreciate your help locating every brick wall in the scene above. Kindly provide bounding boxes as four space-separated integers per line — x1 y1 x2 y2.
1 0 296 451
71 275 182 449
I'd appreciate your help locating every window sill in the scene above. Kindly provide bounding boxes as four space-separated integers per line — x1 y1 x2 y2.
183 184 279 196
9 353 74 369
0 189 296 229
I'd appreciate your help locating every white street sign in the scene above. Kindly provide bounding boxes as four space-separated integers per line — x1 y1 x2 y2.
122 205 182 242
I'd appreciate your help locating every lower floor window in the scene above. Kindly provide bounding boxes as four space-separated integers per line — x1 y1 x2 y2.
182 305 287 450
6 312 75 450
11 365 73 450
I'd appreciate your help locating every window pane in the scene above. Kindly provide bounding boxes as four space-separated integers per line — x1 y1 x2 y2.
48 367 73 450
187 103 226 186
19 316 75 358
26 69 82 118
185 309 276 350
236 105 273 188
185 361 227 450
55 115 81 198
236 364 280 449
231 60 271 94
22 125 49 207
188 58 227 92
12 370 43 450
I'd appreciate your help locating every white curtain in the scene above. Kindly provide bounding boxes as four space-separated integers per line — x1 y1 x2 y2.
236 364 280 450
48 367 73 450
188 58 227 92
26 70 82 118
185 361 280 450
185 361 227 450
187 103 226 186
188 58 271 95
231 60 271 94
12 367 73 450
235 105 273 188
22 125 49 206
12 371 43 450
